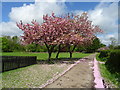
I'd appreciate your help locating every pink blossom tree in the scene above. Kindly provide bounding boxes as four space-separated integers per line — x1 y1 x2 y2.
17 13 73 61
54 12 103 58
17 12 103 60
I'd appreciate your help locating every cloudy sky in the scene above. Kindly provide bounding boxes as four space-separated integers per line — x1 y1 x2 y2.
0 0 119 45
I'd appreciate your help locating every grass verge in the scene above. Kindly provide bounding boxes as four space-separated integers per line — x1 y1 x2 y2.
99 64 120 88
96 53 106 62
1 52 91 60
96 53 101 61
96 54 120 88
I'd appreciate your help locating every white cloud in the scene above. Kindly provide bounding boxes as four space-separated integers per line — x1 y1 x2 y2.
1 1 67 36
9 2 67 23
73 10 84 16
0 22 23 36
1 2 118 45
98 32 118 45
76 2 118 45
88 2 118 33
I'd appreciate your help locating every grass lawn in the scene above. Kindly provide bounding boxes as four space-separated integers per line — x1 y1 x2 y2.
96 54 120 88
1 52 91 60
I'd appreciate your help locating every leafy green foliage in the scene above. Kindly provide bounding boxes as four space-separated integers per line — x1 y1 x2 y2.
106 50 120 72
98 50 110 61
25 43 38 52
25 43 47 52
2 37 13 52
99 64 120 88
85 37 103 53
1 35 105 53
96 53 120 88
1 36 25 52
74 45 86 52
114 45 120 49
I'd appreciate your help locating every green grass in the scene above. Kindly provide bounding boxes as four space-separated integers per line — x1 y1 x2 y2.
1 52 91 60
96 53 101 61
96 53 108 62
99 64 120 88
96 54 120 88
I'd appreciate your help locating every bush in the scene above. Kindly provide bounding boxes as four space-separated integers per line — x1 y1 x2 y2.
25 43 48 52
114 45 120 49
85 37 102 53
105 50 120 72
2 36 25 52
2 37 13 52
98 50 110 61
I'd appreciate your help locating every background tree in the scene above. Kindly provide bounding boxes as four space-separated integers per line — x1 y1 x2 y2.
109 37 117 49
85 37 101 53
2 36 25 52
2 36 13 52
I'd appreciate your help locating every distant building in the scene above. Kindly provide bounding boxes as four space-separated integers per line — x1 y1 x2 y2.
97 46 110 52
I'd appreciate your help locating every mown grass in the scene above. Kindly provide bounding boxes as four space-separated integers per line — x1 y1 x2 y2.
1 52 91 60
96 53 101 61
96 54 120 88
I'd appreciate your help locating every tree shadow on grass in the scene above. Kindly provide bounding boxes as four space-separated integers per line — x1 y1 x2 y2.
37 57 90 65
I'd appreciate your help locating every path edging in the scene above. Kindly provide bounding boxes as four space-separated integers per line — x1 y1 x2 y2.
93 58 104 88
39 58 86 88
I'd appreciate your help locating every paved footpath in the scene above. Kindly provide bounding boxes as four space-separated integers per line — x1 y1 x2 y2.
45 54 96 88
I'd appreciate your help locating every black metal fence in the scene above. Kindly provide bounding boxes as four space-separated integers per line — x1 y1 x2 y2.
0 56 37 72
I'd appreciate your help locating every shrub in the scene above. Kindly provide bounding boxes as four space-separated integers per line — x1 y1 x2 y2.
2 37 13 52
25 44 47 52
114 45 120 49
98 50 110 61
105 50 120 72
85 37 102 53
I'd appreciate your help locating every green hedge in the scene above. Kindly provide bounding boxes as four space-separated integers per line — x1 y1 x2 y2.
105 50 120 72
98 50 110 61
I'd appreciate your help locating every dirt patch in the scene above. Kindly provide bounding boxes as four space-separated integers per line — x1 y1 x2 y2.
44 54 96 88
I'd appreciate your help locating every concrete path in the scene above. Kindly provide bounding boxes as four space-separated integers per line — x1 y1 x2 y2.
45 54 96 88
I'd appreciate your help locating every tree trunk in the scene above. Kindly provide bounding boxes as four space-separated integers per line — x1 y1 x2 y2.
48 51 52 61
56 44 61 59
44 43 52 61
68 45 71 58
68 45 77 58
69 51 72 58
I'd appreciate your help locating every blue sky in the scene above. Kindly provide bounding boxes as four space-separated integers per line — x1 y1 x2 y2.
2 2 100 22
65 2 100 11
0 1 118 45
